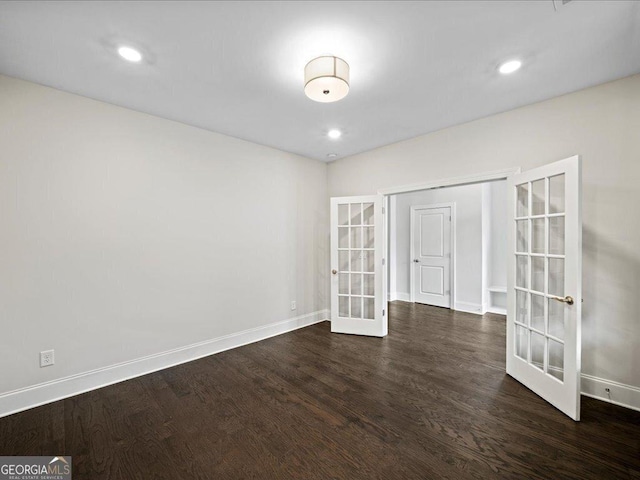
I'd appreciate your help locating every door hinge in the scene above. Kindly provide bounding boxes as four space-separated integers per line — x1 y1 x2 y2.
382 258 386 266
382 309 386 316
382 207 386 214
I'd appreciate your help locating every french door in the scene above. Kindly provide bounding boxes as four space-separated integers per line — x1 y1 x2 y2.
330 195 387 337
507 155 582 420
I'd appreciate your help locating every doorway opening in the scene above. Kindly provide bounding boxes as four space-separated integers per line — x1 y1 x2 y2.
387 179 508 316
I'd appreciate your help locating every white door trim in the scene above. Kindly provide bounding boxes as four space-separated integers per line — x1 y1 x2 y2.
377 168 521 196
409 203 456 308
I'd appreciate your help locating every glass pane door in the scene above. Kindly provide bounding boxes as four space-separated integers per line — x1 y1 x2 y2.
513 174 567 381
331 195 387 337
337 202 376 321
506 155 581 421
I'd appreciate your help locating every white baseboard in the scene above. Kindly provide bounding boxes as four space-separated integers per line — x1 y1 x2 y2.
0 310 329 419
393 292 411 302
454 301 484 315
391 292 411 302
581 373 640 413
486 307 507 315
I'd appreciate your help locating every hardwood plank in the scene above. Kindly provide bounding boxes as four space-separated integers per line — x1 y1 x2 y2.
1 302 639 479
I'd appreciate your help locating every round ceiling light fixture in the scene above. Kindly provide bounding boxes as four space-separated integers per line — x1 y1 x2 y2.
327 153 338 159
304 56 350 103
118 46 143 63
498 59 522 75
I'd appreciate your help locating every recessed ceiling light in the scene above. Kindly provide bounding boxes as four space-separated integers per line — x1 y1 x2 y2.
327 153 338 159
328 129 341 140
118 46 142 63
498 60 522 75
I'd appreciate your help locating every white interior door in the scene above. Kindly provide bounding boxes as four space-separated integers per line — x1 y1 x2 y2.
411 205 452 308
507 155 582 420
330 195 387 337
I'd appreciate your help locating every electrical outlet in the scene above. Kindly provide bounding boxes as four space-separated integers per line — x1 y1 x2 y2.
40 350 55 368
290 301 297 311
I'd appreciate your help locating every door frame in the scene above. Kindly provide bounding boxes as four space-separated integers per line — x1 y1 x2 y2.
379 167 521 314
409 202 456 307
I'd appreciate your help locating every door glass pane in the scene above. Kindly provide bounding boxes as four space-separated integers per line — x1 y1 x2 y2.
338 273 349 295
350 203 362 225
516 255 528 288
549 216 565 255
516 183 529 217
350 227 362 249
531 257 545 293
548 258 564 297
339 251 349 272
549 174 565 214
516 290 528 325
548 339 564 382
548 298 565 341
516 325 528 360
530 332 545 371
350 251 362 272
363 227 375 248
363 297 375 320
339 296 349 317
531 294 545 332
363 274 375 296
338 204 349 226
516 220 528 253
532 179 545 216
362 203 374 225
338 227 349 248
350 274 362 295
363 251 375 273
350 297 362 318
532 219 545 254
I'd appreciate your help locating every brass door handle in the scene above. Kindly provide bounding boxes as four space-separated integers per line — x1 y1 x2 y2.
551 295 574 306
332 269 337 275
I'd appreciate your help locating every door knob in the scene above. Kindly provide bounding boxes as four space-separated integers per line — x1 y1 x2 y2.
332 269 338 275
413 259 419 263
551 295 574 306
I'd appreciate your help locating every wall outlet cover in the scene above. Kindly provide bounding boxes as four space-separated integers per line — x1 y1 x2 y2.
40 350 55 367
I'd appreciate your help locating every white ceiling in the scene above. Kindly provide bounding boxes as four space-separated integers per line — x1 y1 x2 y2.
1 1 639 162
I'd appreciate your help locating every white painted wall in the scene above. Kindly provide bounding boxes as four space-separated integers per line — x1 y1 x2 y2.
328 73 640 400
391 183 484 313
488 181 507 289
0 75 328 404
484 180 508 314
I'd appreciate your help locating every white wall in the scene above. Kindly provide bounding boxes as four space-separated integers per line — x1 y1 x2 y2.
484 180 508 314
328 74 640 403
0 75 328 411
488 181 507 289
391 183 484 312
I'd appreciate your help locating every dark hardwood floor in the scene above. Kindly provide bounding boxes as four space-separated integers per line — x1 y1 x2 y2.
1 301 639 479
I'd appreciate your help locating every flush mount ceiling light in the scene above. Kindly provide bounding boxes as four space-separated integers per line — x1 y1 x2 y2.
118 46 142 63
327 153 338 159
498 59 522 74
327 129 342 140
304 56 350 103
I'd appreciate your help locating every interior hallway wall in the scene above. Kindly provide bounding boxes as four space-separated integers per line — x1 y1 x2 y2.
391 183 483 313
